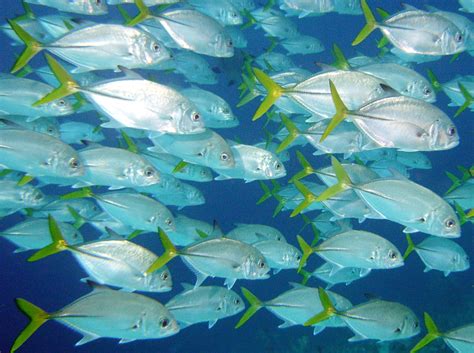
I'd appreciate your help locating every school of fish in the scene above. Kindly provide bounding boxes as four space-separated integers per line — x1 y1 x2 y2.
0 0 473 352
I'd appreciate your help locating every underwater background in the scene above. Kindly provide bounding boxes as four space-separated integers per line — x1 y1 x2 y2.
0 0 472 352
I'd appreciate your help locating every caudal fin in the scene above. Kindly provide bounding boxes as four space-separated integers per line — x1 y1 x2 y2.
276 113 300 153
127 0 152 26
33 54 80 107
403 233 416 260
146 229 179 274
11 298 50 353
296 235 314 272
320 80 349 142
454 83 473 118
410 312 441 353
235 287 263 328
304 287 338 326
8 19 43 74
28 215 68 262
252 68 284 120
290 151 316 183
291 181 317 217
352 0 378 46
315 156 352 202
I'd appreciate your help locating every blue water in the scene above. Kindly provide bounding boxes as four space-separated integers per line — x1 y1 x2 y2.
0 1 472 352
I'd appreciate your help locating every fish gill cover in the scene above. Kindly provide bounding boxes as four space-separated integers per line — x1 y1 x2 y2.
0 0 472 353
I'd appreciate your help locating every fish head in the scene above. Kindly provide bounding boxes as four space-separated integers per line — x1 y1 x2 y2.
407 80 436 103
282 245 302 269
188 165 214 182
53 149 84 177
62 225 84 245
81 200 101 219
130 160 161 187
146 310 179 338
243 252 270 279
45 97 75 117
222 291 245 316
148 267 173 292
86 128 105 143
82 0 108 15
176 102 206 135
375 245 404 269
394 311 421 339
261 153 286 179
155 212 176 233
440 24 467 55
33 118 60 138
428 204 461 238
222 7 243 26
184 185 205 205
212 31 234 58
21 185 47 208
211 102 239 126
201 137 235 169
137 34 172 67
158 174 183 193
428 119 459 151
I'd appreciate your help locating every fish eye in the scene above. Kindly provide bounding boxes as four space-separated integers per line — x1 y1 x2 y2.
389 251 397 260
222 107 230 114
258 259 265 268
69 158 80 169
95 0 101 5
455 32 463 42
144 168 155 177
34 193 43 200
447 126 456 136
58 99 66 106
160 318 169 328
296 254 301 261
414 322 419 328
275 162 281 170
165 218 172 226
192 112 200 121
47 127 54 133
445 218 456 228
423 87 432 96
231 12 237 18
234 298 240 305
227 39 233 47
152 43 160 53
161 272 169 280
220 152 230 161
395 328 401 333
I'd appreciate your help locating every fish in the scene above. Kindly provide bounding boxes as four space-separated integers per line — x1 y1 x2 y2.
0 218 83 253
404 234 470 276
307 262 371 289
166 283 244 329
139 149 214 183
444 181 474 210
148 129 235 170
253 240 301 273
29 198 101 223
255 52 296 72
59 122 105 144
146 230 270 289
24 0 108 15
305 288 420 342
235 284 352 335
182 87 239 129
0 180 46 211
0 127 83 178
34 56 204 135
0 74 74 118
76 145 161 189
9 21 170 73
314 157 461 238
28 217 172 292
321 80 459 152
411 313 474 353
280 35 325 55
297 230 403 273
166 215 221 247
353 0 466 55
186 0 243 26
148 182 205 209
2 116 60 138
10 282 179 353
213 142 286 182
226 223 287 244
65 188 176 233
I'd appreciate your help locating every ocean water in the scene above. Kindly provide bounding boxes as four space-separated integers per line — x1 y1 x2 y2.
0 1 472 353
